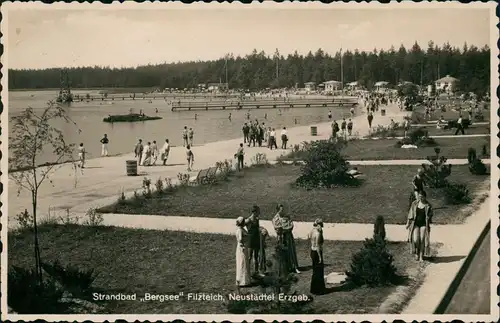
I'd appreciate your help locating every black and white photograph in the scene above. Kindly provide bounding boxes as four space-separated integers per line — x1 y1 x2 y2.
1 1 498 321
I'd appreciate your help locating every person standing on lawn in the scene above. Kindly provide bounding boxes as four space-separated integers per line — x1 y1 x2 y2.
100 134 109 157
186 145 194 171
406 191 433 262
235 216 252 287
235 143 245 171
242 123 250 144
272 204 300 274
161 139 170 165
309 218 325 295
134 139 144 165
454 115 465 135
367 112 374 129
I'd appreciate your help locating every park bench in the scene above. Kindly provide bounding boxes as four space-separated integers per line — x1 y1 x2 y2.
189 166 219 185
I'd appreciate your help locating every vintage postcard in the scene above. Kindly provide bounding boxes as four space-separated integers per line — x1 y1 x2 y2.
1 1 498 321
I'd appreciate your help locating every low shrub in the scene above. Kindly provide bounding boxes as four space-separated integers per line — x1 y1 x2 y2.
15 209 33 230
41 260 98 298
8 266 68 314
84 207 104 226
368 125 398 138
345 236 399 287
117 191 126 205
177 173 190 186
443 181 471 205
251 153 269 166
154 178 164 195
295 140 359 189
469 158 488 175
467 148 477 164
421 155 452 188
481 144 488 157
142 177 152 198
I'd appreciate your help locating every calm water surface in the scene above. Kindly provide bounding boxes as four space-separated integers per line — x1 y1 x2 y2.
8 90 359 164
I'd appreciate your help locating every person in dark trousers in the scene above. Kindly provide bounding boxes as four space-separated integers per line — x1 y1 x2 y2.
331 120 339 139
269 128 278 150
412 168 426 200
235 143 245 171
367 112 374 128
341 118 347 139
242 123 250 143
249 123 257 147
454 115 465 135
309 219 325 295
257 125 264 147
134 139 144 165
246 205 262 275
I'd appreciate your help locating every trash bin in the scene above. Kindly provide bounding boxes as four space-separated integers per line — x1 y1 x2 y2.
310 126 318 136
381 109 386 116
126 160 138 176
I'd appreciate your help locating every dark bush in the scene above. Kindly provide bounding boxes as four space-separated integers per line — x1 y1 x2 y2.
345 236 399 287
373 216 386 240
295 140 359 189
469 158 488 175
481 144 488 157
41 260 98 298
443 181 471 205
394 137 413 147
467 148 477 164
408 127 427 143
421 155 452 188
8 266 69 314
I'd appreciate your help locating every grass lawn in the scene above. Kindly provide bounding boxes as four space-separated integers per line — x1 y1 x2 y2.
343 136 490 161
99 164 488 225
401 125 490 136
411 106 491 123
8 225 422 314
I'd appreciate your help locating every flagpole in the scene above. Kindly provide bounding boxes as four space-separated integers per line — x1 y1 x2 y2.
340 47 344 98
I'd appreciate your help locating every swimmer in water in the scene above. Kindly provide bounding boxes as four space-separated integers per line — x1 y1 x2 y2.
155 108 159 113
229 113 232 121
264 113 267 119
328 111 332 119
194 114 198 120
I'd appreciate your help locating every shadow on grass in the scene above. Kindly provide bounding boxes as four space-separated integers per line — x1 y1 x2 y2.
427 255 466 264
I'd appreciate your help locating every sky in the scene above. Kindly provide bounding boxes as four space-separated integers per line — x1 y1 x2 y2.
4 3 493 70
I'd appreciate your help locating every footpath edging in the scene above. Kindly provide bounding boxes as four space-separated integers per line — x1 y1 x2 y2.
433 219 491 314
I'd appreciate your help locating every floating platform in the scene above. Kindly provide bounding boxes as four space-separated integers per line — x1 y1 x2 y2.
103 113 163 123
73 93 242 102
170 98 358 111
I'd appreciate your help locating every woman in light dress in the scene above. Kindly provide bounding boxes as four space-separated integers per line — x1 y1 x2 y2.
77 143 86 169
235 216 252 287
161 139 170 165
272 204 300 274
141 142 151 166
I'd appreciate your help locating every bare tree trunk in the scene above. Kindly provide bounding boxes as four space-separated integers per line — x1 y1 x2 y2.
32 189 43 284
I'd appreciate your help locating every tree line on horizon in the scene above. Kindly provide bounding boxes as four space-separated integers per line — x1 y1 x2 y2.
9 41 490 95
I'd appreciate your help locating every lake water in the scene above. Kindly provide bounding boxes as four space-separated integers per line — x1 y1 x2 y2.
7 90 360 165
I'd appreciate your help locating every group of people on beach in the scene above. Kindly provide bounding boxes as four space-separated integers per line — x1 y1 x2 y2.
235 204 327 295
133 138 173 167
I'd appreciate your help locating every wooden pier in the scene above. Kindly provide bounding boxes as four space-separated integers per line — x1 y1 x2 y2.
72 93 244 102
170 98 358 111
